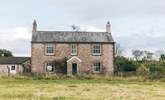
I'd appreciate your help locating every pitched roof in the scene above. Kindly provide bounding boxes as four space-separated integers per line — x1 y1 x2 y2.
32 31 114 43
0 57 30 64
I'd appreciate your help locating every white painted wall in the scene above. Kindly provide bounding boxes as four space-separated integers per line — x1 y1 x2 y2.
0 65 8 76
0 64 23 75
10 65 16 74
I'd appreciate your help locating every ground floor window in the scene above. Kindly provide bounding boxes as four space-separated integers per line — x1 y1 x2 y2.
45 63 54 72
11 66 15 70
93 62 101 73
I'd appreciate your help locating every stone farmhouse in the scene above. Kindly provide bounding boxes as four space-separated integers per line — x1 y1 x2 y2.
31 20 115 76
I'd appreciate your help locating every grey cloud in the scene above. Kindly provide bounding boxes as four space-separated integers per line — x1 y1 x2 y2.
1 0 165 56
51 0 165 20
117 34 165 54
0 39 31 56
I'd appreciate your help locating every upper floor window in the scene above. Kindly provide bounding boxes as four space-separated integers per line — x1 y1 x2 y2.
71 44 77 55
93 44 101 55
45 43 54 55
93 62 101 73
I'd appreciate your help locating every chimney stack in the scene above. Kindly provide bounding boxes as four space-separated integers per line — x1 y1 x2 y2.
32 20 37 33
106 21 111 33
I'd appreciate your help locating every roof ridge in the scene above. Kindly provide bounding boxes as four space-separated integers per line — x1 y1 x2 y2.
37 30 106 33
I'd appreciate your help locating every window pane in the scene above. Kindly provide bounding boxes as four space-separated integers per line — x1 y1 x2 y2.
93 63 101 72
11 66 15 70
93 44 101 54
71 44 77 55
46 44 54 54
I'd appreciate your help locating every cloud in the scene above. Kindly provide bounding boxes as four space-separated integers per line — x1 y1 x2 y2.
0 27 31 56
79 25 104 32
0 27 31 41
1 0 165 56
117 33 165 57
51 0 165 20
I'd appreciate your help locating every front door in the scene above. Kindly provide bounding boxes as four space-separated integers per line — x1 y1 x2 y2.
72 63 77 75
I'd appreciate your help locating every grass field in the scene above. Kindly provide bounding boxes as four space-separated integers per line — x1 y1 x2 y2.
0 78 165 100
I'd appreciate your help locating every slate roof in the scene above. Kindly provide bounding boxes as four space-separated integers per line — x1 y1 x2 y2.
32 31 114 43
0 57 30 64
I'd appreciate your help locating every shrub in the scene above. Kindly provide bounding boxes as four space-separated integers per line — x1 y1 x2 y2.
51 57 67 74
33 73 43 80
149 65 165 73
137 64 149 76
115 56 137 72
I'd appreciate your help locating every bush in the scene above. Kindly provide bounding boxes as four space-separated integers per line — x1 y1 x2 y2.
143 62 165 79
149 65 165 73
33 73 43 80
115 56 137 72
137 64 149 76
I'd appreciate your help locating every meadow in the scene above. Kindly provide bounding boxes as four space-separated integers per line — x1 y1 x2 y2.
0 77 164 100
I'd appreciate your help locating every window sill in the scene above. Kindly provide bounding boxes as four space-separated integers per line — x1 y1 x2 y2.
71 53 77 56
92 53 101 56
45 53 55 56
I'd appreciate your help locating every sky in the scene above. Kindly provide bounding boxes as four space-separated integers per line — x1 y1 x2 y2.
0 0 165 56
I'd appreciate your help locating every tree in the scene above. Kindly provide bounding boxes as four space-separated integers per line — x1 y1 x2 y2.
115 43 123 57
155 50 165 60
132 50 143 61
0 49 13 57
143 51 154 61
159 54 165 61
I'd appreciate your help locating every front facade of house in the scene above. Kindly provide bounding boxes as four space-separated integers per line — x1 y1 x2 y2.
0 57 30 76
31 21 115 75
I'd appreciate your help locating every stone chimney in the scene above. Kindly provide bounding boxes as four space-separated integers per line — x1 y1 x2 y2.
106 21 111 33
32 20 37 32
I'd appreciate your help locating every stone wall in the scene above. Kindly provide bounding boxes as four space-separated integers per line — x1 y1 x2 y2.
31 43 114 74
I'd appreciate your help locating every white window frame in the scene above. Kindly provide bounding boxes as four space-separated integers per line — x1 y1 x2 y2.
93 62 101 73
45 43 54 55
11 65 16 70
71 44 77 55
92 44 101 55
45 63 54 72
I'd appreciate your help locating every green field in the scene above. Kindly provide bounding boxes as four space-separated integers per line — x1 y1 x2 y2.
0 78 164 100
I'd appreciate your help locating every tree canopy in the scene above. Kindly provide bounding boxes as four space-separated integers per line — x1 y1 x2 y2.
0 49 13 57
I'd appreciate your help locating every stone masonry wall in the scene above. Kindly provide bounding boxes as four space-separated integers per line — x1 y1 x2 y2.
31 43 114 74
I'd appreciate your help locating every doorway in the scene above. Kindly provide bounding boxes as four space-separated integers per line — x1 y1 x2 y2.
72 63 77 75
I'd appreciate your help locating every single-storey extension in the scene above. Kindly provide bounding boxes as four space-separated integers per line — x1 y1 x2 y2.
0 57 30 76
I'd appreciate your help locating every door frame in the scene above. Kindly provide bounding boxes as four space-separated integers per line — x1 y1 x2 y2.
67 56 82 76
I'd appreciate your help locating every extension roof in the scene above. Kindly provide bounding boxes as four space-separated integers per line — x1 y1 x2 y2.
0 57 30 64
32 31 114 43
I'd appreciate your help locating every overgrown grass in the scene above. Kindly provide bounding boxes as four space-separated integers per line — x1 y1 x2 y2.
0 77 165 100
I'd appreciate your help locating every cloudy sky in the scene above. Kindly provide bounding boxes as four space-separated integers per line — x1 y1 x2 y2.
0 0 165 56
